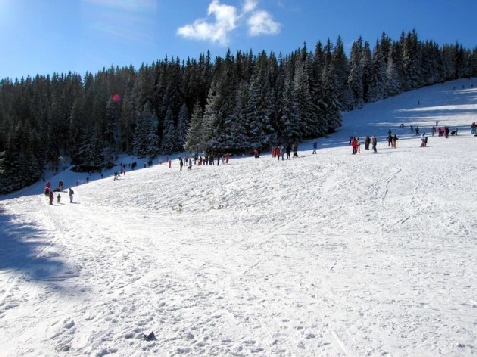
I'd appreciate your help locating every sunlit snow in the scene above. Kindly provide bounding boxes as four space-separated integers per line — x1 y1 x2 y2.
1 79 476 356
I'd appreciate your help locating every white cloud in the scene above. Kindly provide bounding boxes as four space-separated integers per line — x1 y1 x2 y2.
177 0 280 45
243 0 258 13
177 0 237 45
247 9 281 36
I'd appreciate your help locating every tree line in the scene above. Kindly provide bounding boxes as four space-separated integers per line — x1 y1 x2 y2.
1 29 476 194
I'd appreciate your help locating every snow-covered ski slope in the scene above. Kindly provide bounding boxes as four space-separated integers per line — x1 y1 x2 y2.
1 78 477 356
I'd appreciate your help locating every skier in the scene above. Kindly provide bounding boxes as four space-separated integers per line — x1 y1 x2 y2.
387 132 393 146
371 135 378 153
312 140 317 154
57 193 61 204
364 136 370 150
49 190 54 205
68 188 74 203
351 137 359 154
421 133 426 146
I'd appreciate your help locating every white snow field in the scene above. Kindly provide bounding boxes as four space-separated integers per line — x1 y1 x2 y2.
1 78 477 356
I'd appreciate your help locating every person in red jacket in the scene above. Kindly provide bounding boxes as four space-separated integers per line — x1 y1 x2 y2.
351 137 359 154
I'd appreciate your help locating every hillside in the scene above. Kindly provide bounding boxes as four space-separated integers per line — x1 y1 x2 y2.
1 78 477 356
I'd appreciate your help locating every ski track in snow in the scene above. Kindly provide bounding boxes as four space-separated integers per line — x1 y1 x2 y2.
1 79 477 356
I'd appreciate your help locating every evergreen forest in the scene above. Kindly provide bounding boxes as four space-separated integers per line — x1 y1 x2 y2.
1 29 477 194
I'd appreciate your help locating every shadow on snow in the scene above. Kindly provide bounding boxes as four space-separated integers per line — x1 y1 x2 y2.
0 205 83 293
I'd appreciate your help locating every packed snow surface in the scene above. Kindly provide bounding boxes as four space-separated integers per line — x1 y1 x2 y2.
1 79 477 356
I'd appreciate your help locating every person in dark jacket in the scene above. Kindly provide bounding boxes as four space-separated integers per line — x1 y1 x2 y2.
364 136 370 150
371 135 378 153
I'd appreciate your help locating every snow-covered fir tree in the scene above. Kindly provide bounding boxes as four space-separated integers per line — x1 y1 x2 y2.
133 102 159 158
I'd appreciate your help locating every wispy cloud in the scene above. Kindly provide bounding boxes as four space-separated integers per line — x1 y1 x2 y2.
177 0 281 45
89 14 154 45
86 0 157 11
83 0 156 45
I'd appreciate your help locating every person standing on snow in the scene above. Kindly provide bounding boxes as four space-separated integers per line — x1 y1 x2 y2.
371 135 378 153
68 188 74 203
364 136 371 150
49 190 54 205
351 137 359 154
387 129 392 146
421 133 428 147
312 140 317 154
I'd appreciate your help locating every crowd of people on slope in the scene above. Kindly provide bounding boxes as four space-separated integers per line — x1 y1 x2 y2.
44 120 475 206
348 120 471 156
176 153 232 171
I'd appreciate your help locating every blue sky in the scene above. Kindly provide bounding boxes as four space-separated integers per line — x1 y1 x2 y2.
0 0 476 79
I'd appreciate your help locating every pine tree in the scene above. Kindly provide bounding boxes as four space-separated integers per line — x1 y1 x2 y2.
348 36 364 108
133 102 159 158
184 100 204 154
321 41 342 133
333 36 352 111
385 45 402 97
281 65 301 143
177 103 190 151
161 107 177 154
401 29 422 90
202 81 220 153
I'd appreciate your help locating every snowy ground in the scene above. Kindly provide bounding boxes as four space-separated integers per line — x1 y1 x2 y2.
1 79 477 356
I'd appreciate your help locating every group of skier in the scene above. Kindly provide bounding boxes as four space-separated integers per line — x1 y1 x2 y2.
44 180 74 205
350 135 378 154
271 144 299 160
386 130 399 148
177 153 231 171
